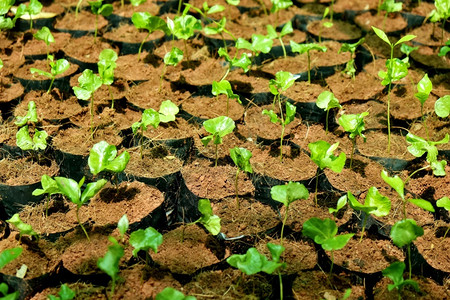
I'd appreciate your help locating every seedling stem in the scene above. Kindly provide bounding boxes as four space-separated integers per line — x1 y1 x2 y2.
76 206 90 241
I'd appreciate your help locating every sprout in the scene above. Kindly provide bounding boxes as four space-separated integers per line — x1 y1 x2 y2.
211 79 241 117
98 49 118 109
7 214 39 242
88 0 113 44
131 12 168 61
338 111 368 169
201 116 235 167
382 261 419 298
290 41 327 83
230 147 253 209
316 91 341 134
97 237 124 299
30 55 70 93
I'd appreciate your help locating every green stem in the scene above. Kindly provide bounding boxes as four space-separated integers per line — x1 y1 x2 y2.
420 105 429 142
235 169 240 209
307 51 311 84
404 165 430 185
387 81 392 153
314 170 319 206
110 278 116 300
138 32 151 62
278 271 284 300
325 109 329 134
108 85 114 109
442 227 450 240
359 214 367 243
280 206 289 247
215 144 218 167
47 76 55 93
279 36 287 58
350 138 355 169
90 94 94 138
177 0 183 15
226 96 229 117
75 0 83 19
407 244 412 280
76 206 90 241
94 15 98 44
45 193 50 218
278 97 285 162
377 0 382 16
29 13 32 30
139 127 144 159
220 67 230 82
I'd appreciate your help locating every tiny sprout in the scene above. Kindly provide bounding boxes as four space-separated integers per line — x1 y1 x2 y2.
212 79 241 117
161 47 183 92
30 55 70 93
316 91 341 134
382 261 419 298
98 49 118 109
266 20 293 58
406 132 448 176
378 0 402 29
338 111 368 169
32 174 59 217
131 12 168 61
218 47 251 80
15 0 43 30
230 147 253 209
7 214 39 242
97 237 124 298
15 101 37 127
48 284 76 300
129 226 163 265
88 0 113 43
338 38 365 79
201 116 235 166
33 26 54 67
436 197 450 239
190 199 221 236
290 41 327 83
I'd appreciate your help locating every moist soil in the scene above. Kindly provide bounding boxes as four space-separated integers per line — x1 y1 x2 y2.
0 1 449 299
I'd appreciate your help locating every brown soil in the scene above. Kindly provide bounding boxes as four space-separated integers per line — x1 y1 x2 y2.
326 71 384 103
103 24 165 45
354 12 408 33
181 94 245 121
0 157 58 185
307 19 363 41
63 36 118 65
54 10 108 32
15 59 79 81
125 147 183 179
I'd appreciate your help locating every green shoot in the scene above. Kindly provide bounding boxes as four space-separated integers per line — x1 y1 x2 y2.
72 69 102 136
318 7 333 44
235 34 273 68
308 141 346 206
230 147 253 209
438 40 450 57
316 91 341 134
266 21 293 58
88 0 113 44
227 243 286 300
0 247 22 300
186 199 221 239
30 55 70 93
117 214 129 244
271 182 309 245
382 261 419 299
129 226 163 265
338 112 368 169
406 133 448 176
32 174 59 217
161 47 183 92
6 214 39 242
97 237 124 299
98 49 118 109
429 0 450 43
338 38 365 79
0 0 16 31
55 176 107 241
48 284 76 300
33 26 54 67
212 79 241 117
346 187 391 241
302 217 353 277
262 101 296 162
201 116 235 166
372 26 415 152
379 0 402 29
88 140 130 188
156 287 196 300
131 12 168 61
15 101 37 127
16 125 47 152
289 41 327 83
15 0 42 30
414 74 432 140
218 47 251 81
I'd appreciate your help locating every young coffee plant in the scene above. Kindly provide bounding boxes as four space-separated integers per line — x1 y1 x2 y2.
372 26 415 152
378 0 403 29
227 243 286 300
55 176 107 241
72 69 102 136
15 101 37 127
15 0 42 30
289 41 327 83
308 140 346 205
185 199 221 239
438 40 450 57
7 214 39 242
97 237 124 299
30 54 70 93
338 38 365 79
48 284 76 300
0 0 16 31
33 26 54 67
406 132 448 176
346 187 391 241
235 33 273 68
266 20 293 59
97 49 118 109
230 147 253 209
32 174 59 217
436 197 450 239
414 73 433 138
302 217 354 277
429 0 450 43
160 47 183 91
218 47 251 81
88 140 130 187
129 226 163 265
131 12 168 61
212 79 241 117
131 100 179 158
316 91 341 134
88 0 113 43
201 116 235 166
338 111 368 169
382 261 419 299
271 182 309 245
318 7 333 43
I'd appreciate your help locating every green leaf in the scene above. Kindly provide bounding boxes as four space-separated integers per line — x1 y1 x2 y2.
308 140 346 172
230 147 253 173
212 80 240 104
338 38 365 54
129 227 163 257
415 74 432 105
98 3 113 17
379 58 409 85
235 38 252 51
0 0 15 15
51 59 70 77
372 26 391 46
80 179 107 204
88 141 129 175
202 116 235 144
381 170 404 200
302 217 337 245
394 34 416 47
400 43 418 56
383 261 404 290
231 53 252 73
338 112 368 140
435 95 450 118
364 187 391 217
197 199 221 235
117 214 129 238
15 101 38 126
270 182 309 207
290 41 327 54
97 241 124 281
431 160 447 176
156 287 196 300
266 25 277 40
132 108 160 134
33 26 54 46
251 34 273 54
271 0 293 13
390 219 424 247
284 101 296 126
408 199 435 212
262 109 280 124
329 195 347 214
322 233 354 251
207 4 225 14
170 14 202 40
164 46 184 66
55 177 81 205
132 12 168 34
316 91 341 111
226 0 239 5
57 284 75 300
267 242 284 263
347 191 378 215
73 69 102 100
280 21 293 37
0 16 14 30
32 174 59 196
227 247 284 275
32 129 47 151
0 248 22 270
15 126 33 151
159 100 179 123
6 214 38 238
30 67 51 78
436 197 450 211
380 0 402 13
27 0 43 16
269 71 295 95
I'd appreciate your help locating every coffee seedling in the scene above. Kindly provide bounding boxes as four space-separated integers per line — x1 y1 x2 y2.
15 0 42 30
30 54 70 93
382 261 419 299
32 174 59 217
378 0 402 29
97 49 118 108
316 91 341 134
131 12 168 61
33 26 54 67
338 111 368 168
48 284 76 300
7 214 39 242
338 38 365 79
129 226 163 265
88 0 113 43
160 47 183 91
184 199 221 240
97 237 124 299
201 116 235 166
414 74 432 140
406 132 448 176
429 0 450 43
212 79 241 117
266 21 293 58
436 197 450 239
230 147 253 209
218 47 251 81
290 41 327 83
0 247 22 299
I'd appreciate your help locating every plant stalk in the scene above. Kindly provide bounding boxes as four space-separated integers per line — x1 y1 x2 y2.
278 97 285 162
349 138 355 169
75 0 83 19
76 206 90 241
108 85 114 109
235 169 240 209
280 206 289 247
314 170 320 206
359 214 367 243
307 51 311 83
215 144 219 167
138 32 151 62
407 244 412 280
325 109 329 134
279 36 287 58
278 271 284 300
90 94 94 138
47 76 55 94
